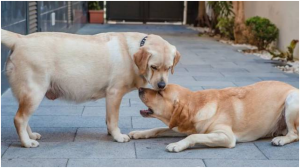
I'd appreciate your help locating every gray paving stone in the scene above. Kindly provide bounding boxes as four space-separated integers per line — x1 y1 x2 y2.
1 142 11 156
169 71 222 76
195 81 236 87
1 105 84 116
1 89 14 98
202 86 235 90
132 117 166 129
135 141 267 159
171 80 231 87
187 86 205 91
171 67 188 72
2 142 136 159
74 128 119 142
210 62 241 68
67 158 205 167
1 159 68 167
75 128 182 143
169 76 196 83
193 76 262 82
2 127 77 142
2 116 132 128
221 72 288 77
259 76 299 82
82 106 144 116
130 98 146 107
1 96 18 106
245 67 283 73
186 67 248 73
123 90 140 99
285 81 299 88
233 81 258 87
285 73 299 78
254 140 299 160
204 159 299 167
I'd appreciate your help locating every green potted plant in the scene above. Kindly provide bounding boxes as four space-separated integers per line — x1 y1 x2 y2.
88 1 104 24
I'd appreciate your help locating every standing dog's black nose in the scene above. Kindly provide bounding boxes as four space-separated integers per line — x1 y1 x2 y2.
157 81 166 89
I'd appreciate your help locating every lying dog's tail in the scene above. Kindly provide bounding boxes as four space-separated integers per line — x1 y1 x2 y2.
1 29 23 49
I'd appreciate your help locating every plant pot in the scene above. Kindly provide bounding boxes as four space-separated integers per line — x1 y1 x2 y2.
89 10 104 24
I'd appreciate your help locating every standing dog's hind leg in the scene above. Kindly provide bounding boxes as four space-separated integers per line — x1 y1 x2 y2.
272 91 299 146
27 125 41 140
14 89 45 148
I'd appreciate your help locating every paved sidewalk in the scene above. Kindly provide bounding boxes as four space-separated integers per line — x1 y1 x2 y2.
1 24 299 167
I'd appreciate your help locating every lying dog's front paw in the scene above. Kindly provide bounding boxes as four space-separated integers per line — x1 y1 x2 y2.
271 136 288 146
166 142 187 152
113 134 130 143
129 131 149 139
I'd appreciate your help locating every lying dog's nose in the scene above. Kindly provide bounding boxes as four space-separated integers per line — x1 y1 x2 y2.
157 81 166 89
138 88 144 94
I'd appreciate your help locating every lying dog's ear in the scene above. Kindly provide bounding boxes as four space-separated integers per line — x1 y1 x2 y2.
171 51 181 74
134 47 151 75
169 99 189 129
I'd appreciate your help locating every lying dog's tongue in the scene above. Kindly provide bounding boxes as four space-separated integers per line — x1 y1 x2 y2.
140 108 153 117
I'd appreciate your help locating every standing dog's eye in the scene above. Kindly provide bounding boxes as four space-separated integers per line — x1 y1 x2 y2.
151 66 158 70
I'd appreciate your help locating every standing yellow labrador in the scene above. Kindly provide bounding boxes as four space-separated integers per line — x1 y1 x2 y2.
1 29 180 148
130 81 299 152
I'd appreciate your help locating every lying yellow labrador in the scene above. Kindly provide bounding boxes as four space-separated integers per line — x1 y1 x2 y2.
129 81 299 152
1 29 180 147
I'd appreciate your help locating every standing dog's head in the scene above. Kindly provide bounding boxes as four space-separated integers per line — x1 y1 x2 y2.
134 35 180 90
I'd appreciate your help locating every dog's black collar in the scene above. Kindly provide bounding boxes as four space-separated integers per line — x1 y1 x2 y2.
140 36 148 47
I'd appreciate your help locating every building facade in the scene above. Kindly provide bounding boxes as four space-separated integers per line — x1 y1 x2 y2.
1 1 88 93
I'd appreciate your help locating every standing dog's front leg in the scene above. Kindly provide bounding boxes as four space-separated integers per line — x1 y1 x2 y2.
166 130 236 152
106 88 130 142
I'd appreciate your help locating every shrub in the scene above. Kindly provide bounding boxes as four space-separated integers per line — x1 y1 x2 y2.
216 17 234 40
88 2 101 10
246 16 279 50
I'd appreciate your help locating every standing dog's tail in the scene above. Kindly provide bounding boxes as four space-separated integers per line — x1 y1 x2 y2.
1 29 23 49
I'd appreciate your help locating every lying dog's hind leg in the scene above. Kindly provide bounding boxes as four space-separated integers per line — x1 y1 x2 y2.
272 91 299 146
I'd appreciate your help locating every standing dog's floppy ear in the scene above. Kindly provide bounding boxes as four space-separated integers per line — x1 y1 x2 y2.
134 47 151 75
171 51 181 74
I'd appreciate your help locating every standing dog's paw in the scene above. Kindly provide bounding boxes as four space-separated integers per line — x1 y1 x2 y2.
22 139 40 148
166 142 187 152
29 132 41 140
113 134 130 143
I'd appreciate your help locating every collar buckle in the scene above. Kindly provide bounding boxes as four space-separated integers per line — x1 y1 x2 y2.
140 36 148 47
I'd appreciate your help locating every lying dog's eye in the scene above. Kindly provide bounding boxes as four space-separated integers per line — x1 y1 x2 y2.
151 66 158 70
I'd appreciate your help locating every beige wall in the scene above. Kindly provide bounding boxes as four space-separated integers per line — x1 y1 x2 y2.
245 1 299 58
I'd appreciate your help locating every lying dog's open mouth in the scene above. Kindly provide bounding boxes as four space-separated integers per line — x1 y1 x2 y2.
140 108 154 117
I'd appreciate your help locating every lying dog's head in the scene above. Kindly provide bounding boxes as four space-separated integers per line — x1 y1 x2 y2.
134 35 180 90
138 84 193 129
